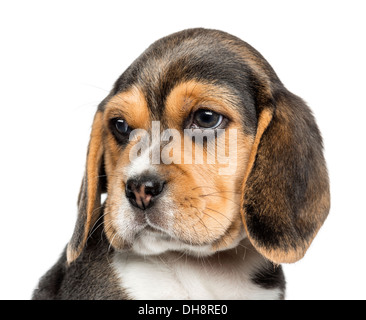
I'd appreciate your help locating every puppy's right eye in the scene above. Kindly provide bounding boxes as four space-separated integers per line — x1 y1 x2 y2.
114 119 130 134
110 118 131 141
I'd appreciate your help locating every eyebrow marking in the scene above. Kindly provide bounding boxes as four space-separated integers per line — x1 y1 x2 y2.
104 85 150 130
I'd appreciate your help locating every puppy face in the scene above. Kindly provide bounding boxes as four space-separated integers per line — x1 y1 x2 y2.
102 81 252 256
67 29 330 264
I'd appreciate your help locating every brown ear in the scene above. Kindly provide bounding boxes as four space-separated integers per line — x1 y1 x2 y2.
66 111 105 264
241 89 330 264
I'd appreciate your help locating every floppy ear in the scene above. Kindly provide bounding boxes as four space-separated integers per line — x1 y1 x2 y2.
66 111 105 264
241 89 330 264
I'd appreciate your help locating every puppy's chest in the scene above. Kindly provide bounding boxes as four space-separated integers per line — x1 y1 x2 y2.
112 252 282 300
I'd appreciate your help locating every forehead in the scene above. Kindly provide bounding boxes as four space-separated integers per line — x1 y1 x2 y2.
99 29 267 133
104 81 246 131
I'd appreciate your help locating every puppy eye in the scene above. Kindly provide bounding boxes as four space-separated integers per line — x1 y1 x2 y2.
115 119 130 134
192 109 223 129
111 118 131 136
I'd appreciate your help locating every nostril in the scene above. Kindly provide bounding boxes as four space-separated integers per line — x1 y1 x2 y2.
125 180 137 200
144 180 165 197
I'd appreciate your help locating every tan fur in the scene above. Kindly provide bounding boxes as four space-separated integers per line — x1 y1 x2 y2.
67 111 104 263
105 86 150 131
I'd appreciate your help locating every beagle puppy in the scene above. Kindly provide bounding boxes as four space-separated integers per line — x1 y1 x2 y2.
33 28 330 300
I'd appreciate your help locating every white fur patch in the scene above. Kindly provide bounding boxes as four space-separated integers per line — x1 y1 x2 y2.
125 144 153 178
112 240 283 300
131 229 213 256
124 125 161 179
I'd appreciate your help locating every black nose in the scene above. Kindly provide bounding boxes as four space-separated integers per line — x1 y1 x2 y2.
125 176 165 210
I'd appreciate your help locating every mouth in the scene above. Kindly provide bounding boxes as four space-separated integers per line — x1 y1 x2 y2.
129 221 213 256
143 224 171 239
131 226 178 255
130 200 174 232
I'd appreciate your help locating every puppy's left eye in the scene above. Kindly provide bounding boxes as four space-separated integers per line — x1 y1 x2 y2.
192 109 223 129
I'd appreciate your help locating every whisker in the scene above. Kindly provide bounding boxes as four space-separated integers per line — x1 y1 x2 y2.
87 211 109 241
197 207 236 244
80 83 110 93
206 190 241 195
108 231 118 253
192 186 219 191
201 210 229 234
192 186 240 195
199 193 240 207
190 207 211 239
205 207 232 223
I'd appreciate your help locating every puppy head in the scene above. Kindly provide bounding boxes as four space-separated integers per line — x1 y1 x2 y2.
66 29 330 264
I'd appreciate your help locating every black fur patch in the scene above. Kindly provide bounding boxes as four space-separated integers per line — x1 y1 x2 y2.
33 215 128 300
251 262 286 298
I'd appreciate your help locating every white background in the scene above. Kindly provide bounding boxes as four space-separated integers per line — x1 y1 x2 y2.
1 0 365 300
